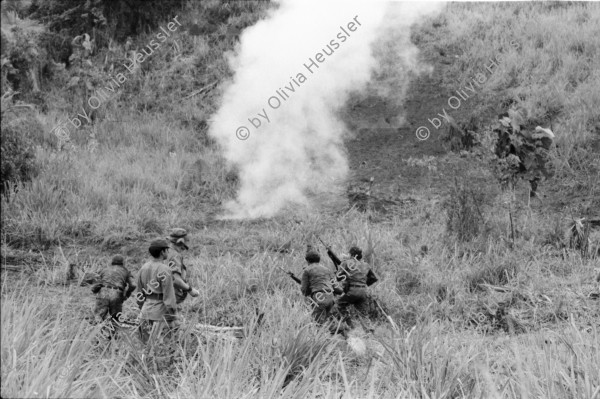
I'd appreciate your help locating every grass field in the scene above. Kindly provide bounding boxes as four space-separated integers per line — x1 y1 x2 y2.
1 1 599 398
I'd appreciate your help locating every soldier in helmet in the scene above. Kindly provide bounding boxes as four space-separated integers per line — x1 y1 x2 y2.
336 246 378 329
300 245 342 326
166 228 200 307
92 255 136 324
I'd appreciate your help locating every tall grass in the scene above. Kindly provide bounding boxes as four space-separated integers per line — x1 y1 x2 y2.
2 2 600 398
415 2 600 181
2 272 598 398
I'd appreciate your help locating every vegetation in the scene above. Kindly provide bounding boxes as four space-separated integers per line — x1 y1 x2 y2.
415 2 600 205
0 93 40 193
1 1 599 398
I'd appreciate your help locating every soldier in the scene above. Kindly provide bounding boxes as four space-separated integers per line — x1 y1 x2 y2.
301 245 343 326
166 228 200 307
92 255 136 324
336 246 378 329
135 239 178 345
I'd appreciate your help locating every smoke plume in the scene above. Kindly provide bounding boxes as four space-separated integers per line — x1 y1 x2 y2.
209 0 443 219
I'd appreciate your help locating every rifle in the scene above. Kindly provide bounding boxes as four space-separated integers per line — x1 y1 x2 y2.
315 234 341 269
276 265 301 285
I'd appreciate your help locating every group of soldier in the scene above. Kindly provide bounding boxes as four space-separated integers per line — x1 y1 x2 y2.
91 227 379 346
290 243 378 336
92 228 199 345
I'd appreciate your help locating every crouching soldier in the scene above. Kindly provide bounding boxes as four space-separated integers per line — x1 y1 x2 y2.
166 228 200 307
136 239 178 345
301 246 343 326
337 246 378 329
92 255 136 324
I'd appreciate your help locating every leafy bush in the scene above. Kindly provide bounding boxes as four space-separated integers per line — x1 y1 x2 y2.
28 0 185 45
1 6 49 98
0 97 40 194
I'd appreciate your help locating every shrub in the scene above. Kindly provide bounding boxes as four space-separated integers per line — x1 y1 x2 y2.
0 98 40 194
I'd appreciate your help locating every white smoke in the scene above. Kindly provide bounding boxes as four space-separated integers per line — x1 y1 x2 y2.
209 0 443 219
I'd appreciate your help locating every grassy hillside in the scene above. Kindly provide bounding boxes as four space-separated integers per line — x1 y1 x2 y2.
414 2 600 200
1 1 599 398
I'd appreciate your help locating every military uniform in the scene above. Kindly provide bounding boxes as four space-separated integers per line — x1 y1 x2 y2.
168 250 189 304
302 263 337 324
337 255 378 327
136 239 178 344
93 255 136 323
166 228 194 305
300 247 342 325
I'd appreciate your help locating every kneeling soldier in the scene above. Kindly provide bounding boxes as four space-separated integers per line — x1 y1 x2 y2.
93 255 136 323
337 246 378 329
301 245 342 325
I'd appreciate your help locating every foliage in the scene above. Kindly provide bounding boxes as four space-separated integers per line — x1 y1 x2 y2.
28 0 184 45
378 322 479 397
0 93 40 194
1 4 49 99
2 2 600 397
416 1 600 192
443 178 486 242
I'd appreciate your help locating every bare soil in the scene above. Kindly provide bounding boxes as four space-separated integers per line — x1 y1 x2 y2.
342 46 497 212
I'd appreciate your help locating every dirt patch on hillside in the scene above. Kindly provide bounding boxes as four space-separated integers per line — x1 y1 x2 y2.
341 45 497 211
